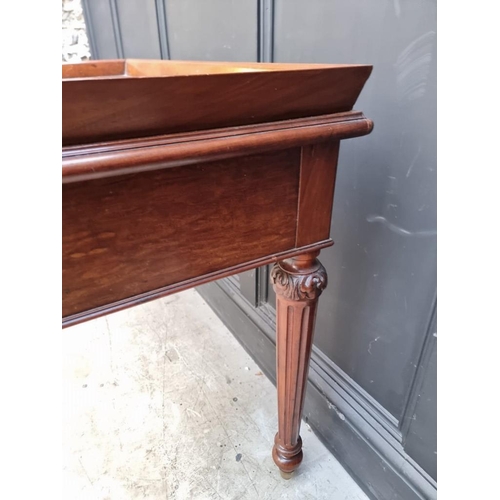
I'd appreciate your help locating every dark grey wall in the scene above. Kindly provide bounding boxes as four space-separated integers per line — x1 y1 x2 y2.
82 1 437 498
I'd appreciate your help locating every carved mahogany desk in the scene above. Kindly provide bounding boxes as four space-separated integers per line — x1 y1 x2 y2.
62 59 372 478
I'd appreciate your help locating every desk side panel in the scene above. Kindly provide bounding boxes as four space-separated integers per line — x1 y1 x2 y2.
62 149 300 317
296 141 340 246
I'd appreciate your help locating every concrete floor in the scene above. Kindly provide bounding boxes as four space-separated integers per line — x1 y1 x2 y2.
63 289 368 500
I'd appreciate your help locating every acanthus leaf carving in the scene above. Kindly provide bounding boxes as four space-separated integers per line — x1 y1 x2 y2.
271 261 327 301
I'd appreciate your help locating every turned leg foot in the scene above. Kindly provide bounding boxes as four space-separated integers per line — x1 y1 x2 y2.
270 251 327 477
279 470 295 480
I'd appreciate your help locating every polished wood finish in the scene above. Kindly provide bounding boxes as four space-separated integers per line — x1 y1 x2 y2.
62 59 373 477
271 252 327 477
63 149 300 318
62 112 372 328
62 111 371 184
296 142 340 246
63 241 333 328
62 59 372 146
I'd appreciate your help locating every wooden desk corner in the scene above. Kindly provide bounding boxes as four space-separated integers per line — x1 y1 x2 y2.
62 59 373 478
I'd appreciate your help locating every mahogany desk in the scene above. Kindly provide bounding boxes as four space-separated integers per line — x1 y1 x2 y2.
62 59 373 478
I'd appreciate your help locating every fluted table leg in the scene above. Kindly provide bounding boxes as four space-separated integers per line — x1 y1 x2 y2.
270 251 327 478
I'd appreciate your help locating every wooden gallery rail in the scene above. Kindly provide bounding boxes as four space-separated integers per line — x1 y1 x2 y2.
62 60 373 479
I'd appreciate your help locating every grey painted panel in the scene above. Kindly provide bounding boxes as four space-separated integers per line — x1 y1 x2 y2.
266 265 277 310
258 0 274 62
404 324 437 480
164 0 258 61
84 0 119 59
115 0 161 58
238 270 258 306
275 0 384 64
155 0 170 59
274 0 436 420
199 280 436 499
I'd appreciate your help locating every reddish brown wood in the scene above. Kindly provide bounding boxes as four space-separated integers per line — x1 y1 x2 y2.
61 59 374 478
63 110 370 157
62 112 372 183
63 239 333 328
62 59 372 146
63 149 300 318
271 251 327 478
296 142 341 246
62 59 368 80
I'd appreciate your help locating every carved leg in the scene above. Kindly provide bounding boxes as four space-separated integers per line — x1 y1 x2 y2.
270 251 327 479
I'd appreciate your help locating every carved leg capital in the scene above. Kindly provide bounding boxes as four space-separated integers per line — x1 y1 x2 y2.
271 251 327 301
270 251 327 478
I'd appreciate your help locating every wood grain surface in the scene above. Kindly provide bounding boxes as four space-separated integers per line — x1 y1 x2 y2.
62 60 372 146
63 149 300 318
270 252 328 476
296 142 340 246
62 59 374 479
62 112 372 183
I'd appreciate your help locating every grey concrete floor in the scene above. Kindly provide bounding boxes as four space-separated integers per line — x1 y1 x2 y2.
63 289 368 500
